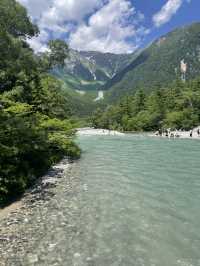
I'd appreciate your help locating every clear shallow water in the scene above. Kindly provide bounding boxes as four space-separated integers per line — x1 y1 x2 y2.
2 134 200 266
73 134 200 266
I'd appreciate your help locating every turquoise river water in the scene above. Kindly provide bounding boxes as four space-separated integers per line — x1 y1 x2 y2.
1 134 200 266
74 134 200 266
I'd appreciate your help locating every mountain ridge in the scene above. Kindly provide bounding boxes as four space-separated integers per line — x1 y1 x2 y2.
53 22 200 104
53 49 136 93
104 22 200 102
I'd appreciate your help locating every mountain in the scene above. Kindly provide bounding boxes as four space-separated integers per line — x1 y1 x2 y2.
53 49 135 92
105 22 200 102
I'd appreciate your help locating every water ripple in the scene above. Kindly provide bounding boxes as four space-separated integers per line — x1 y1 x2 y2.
74 134 200 266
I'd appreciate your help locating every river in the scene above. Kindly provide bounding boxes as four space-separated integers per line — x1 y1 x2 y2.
1 134 200 266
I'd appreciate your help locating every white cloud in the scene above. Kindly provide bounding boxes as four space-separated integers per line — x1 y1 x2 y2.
69 0 147 53
39 0 104 33
153 0 190 28
17 0 148 54
27 30 49 53
17 0 107 52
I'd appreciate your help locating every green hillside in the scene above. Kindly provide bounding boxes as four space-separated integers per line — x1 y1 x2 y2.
92 78 200 132
79 50 135 79
53 49 135 92
60 81 104 117
105 22 200 102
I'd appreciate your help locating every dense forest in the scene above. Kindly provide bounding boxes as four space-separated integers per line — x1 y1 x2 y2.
0 0 80 205
92 79 200 132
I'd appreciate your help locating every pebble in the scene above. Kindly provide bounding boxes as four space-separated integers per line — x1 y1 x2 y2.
0 159 79 265
74 253 81 258
83 184 88 191
48 243 57 250
27 254 38 264
86 257 93 262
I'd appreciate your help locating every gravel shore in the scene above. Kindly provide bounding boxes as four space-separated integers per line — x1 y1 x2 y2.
0 158 83 266
77 128 125 136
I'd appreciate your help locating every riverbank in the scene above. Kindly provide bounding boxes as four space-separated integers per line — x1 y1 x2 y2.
150 127 200 140
77 128 125 136
0 201 22 221
77 127 200 140
1 134 200 265
0 159 70 220
0 158 82 265
0 126 124 221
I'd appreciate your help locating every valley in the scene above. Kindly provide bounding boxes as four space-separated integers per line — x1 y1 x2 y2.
53 49 136 101
52 23 200 107
1 1 200 265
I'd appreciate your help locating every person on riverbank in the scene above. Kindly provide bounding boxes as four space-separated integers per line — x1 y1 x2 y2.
189 130 193 137
158 128 162 136
165 129 169 137
197 128 200 137
168 128 171 138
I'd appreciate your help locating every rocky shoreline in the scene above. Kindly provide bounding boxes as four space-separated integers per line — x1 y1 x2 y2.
0 158 83 266
151 127 200 140
77 128 125 136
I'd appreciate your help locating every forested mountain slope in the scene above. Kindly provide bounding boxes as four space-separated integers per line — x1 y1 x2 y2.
53 49 136 92
104 22 200 102
92 78 200 132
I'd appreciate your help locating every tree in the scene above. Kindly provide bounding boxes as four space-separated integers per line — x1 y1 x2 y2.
0 0 80 205
0 0 38 38
91 78 200 132
48 40 69 68
132 89 146 115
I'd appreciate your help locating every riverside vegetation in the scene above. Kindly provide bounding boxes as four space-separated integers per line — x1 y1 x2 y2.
0 0 81 205
1 0 200 206
91 79 200 132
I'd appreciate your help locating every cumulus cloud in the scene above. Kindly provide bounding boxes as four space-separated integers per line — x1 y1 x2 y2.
27 30 49 53
43 0 103 25
17 0 104 52
153 0 189 28
17 0 148 54
69 0 147 53
18 0 102 22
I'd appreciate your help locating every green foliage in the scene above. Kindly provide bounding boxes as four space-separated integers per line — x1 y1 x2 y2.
0 0 80 205
0 0 38 38
0 86 80 204
47 40 69 68
92 79 200 132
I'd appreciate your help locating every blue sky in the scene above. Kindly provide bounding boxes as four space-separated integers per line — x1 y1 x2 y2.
17 0 199 54
134 0 200 47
